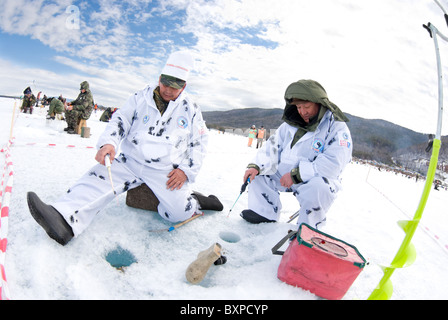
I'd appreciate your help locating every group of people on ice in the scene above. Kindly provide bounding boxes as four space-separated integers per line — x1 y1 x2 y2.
26 51 353 261
20 87 39 114
247 125 266 148
20 81 96 135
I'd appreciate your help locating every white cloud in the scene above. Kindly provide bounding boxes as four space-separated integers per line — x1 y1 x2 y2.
1 0 448 134
181 0 448 134
0 0 83 48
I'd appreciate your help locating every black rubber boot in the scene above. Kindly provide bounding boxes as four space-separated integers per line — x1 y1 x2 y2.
27 192 74 246
240 209 276 224
191 192 224 211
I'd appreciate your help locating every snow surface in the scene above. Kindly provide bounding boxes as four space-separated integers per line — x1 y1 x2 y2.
1 98 448 300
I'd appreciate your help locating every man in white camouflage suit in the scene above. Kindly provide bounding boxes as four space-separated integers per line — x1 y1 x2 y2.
26 51 222 246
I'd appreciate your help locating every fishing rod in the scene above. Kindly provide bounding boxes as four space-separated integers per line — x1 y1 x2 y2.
105 154 120 206
287 210 300 223
227 177 250 217
105 154 116 196
149 212 204 233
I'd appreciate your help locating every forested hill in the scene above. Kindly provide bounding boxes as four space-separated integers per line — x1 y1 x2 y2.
202 107 447 166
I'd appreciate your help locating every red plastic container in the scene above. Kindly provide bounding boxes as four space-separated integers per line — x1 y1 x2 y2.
277 224 366 300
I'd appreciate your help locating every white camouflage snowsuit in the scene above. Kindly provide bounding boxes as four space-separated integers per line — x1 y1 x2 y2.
246 80 352 229
53 85 208 237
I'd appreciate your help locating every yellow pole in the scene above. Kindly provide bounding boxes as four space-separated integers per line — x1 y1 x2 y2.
368 139 441 300
9 100 18 141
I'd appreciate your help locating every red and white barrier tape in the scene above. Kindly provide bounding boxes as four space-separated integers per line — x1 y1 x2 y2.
0 141 13 300
0 132 96 299
6 142 95 149
366 167 448 256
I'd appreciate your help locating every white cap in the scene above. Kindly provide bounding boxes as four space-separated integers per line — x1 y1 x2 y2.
161 51 195 82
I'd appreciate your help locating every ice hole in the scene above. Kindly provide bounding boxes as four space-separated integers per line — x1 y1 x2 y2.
105 246 137 269
219 231 241 243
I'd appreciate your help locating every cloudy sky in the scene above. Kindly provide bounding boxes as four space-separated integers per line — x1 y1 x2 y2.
1 0 448 134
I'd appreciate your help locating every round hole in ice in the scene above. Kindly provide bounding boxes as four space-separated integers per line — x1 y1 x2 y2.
105 246 137 269
219 231 241 243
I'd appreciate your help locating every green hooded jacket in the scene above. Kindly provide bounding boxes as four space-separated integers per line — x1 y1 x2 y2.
247 80 351 180
283 79 348 147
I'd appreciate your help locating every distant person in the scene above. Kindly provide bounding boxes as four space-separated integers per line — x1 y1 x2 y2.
41 95 50 106
247 125 257 147
46 96 67 120
240 79 352 229
99 107 116 122
35 91 42 108
26 51 222 246
256 126 266 149
20 87 36 114
64 81 95 134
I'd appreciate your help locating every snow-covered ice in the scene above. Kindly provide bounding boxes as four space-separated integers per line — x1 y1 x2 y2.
1 98 448 300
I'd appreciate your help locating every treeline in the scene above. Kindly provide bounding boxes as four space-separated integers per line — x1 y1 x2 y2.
203 108 447 167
